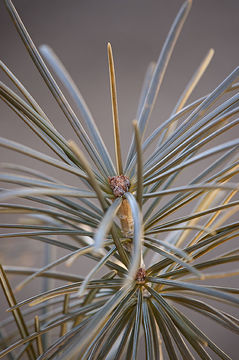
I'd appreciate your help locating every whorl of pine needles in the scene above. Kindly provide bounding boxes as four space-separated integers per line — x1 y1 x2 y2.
0 0 239 359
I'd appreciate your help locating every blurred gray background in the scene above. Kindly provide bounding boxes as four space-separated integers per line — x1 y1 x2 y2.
0 0 239 358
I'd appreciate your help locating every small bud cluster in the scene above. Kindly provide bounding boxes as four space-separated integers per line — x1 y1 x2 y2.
108 175 131 197
135 267 146 284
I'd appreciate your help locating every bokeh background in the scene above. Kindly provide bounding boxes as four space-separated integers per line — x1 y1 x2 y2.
0 0 239 358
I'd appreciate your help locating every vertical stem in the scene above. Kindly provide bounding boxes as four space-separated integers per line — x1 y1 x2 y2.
60 294 70 336
34 315 44 356
118 198 134 237
42 240 56 349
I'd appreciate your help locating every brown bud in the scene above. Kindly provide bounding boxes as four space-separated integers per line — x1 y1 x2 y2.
108 175 131 197
135 267 146 284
